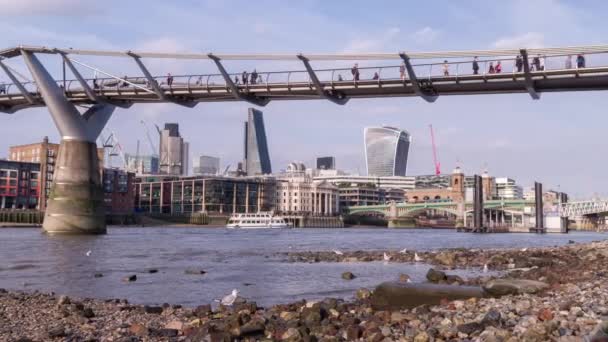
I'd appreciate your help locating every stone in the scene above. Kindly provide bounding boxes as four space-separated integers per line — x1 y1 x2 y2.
344 325 362 340
537 308 554 321
144 305 163 314
165 320 184 331
237 321 265 337
148 269 159 273
413 331 430 342
434 252 456 267
185 268 207 275
591 321 608 342
399 274 411 283
426 268 447 283
482 279 549 296
48 326 67 338
356 288 372 299
390 312 407 323
342 271 356 280
457 321 484 335
81 307 95 318
280 311 299 321
194 304 212 317
282 327 302 341
57 295 70 305
371 282 487 310
446 275 464 285
481 309 502 327
123 275 137 282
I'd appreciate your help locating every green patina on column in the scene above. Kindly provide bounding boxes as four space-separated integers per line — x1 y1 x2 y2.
43 140 106 234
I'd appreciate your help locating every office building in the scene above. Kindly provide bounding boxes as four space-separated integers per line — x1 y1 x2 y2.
8 137 104 210
364 126 411 177
159 123 189 176
102 168 135 214
316 156 335 170
0 159 40 209
495 177 524 199
193 155 220 175
275 164 339 215
125 154 160 175
134 175 276 214
243 108 272 176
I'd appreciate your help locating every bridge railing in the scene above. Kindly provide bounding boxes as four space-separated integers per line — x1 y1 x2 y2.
1 51 606 98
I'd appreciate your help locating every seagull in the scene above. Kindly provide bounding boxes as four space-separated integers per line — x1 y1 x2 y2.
220 289 239 306
399 248 407 254
483 264 489 273
85 250 92 257
383 252 391 262
333 250 344 256
520 248 528 252
414 253 423 262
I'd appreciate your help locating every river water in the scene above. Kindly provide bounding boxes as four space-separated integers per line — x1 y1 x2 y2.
0 227 605 307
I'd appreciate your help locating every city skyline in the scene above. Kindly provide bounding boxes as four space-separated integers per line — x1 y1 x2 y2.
1 0 608 198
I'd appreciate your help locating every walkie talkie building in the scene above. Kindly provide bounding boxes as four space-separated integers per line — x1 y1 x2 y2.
364 126 411 177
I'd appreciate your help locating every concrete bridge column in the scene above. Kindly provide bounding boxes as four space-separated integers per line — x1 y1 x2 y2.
22 51 115 235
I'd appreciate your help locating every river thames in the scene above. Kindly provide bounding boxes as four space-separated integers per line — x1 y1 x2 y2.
1 227 605 307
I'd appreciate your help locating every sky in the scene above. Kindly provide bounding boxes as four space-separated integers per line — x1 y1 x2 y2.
0 0 607 198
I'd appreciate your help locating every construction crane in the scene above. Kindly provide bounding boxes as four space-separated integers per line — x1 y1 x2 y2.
98 131 128 169
140 120 160 157
429 124 441 175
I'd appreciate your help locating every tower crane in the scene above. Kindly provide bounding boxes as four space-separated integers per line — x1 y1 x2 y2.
429 124 441 175
140 120 160 157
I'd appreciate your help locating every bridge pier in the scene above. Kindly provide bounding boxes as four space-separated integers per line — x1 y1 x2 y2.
22 51 114 234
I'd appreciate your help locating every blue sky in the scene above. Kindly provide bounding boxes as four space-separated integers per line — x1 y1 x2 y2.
0 0 607 198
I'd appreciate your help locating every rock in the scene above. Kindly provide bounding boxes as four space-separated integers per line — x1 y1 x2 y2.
281 327 302 341
280 311 299 321
150 328 179 338
344 325 362 340
57 295 70 305
148 269 159 273
356 288 371 300
591 321 608 342
413 331 430 342
457 321 484 335
399 274 411 283
481 309 502 327
94 273 103 278
81 307 95 318
236 321 265 337
185 268 207 275
521 323 547 341
434 252 456 267
568 240 575 244
144 305 163 314
123 274 137 282
194 304 212 317
390 312 407 323
371 282 487 310
342 271 356 280
482 279 549 296
537 308 554 321
426 268 447 283
165 320 184 331
446 275 464 285
47 326 67 338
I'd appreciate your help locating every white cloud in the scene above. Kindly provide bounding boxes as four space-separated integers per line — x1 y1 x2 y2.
493 32 545 49
410 27 440 44
0 0 99 16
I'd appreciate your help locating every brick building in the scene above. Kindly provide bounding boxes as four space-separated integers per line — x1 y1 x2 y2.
102 168 135 215
0 159 40 209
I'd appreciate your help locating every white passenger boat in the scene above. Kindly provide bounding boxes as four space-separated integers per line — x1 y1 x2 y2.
226 212 290 229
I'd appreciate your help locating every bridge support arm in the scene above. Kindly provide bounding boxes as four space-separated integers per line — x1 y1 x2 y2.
207 53 269 107
61 54 99 102
127 52 167 101
399 53 438 103
0 59 36 104
520 49 540 100
297 54 348 105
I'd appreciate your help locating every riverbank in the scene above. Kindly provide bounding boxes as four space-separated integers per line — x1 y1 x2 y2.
1 240 608 341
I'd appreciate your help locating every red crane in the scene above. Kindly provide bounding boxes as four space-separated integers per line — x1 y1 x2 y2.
429 124 441 175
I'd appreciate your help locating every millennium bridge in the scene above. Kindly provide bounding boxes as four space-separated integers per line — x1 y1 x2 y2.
2 44 608 234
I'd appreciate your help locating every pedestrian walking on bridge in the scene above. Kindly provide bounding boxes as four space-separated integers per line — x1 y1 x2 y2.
472 57 479 75
351 63 360 81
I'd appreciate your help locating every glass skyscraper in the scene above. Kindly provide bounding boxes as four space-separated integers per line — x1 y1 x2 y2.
244 108 272 176
364 126 411 177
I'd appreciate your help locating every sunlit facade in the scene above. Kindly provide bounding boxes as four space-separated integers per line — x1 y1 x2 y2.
364 126 411 177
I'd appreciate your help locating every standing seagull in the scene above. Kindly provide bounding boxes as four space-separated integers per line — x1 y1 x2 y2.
399 248 407 254
85 250 92 257
383 252 391 262
414 253 423 262
220 289 239 306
